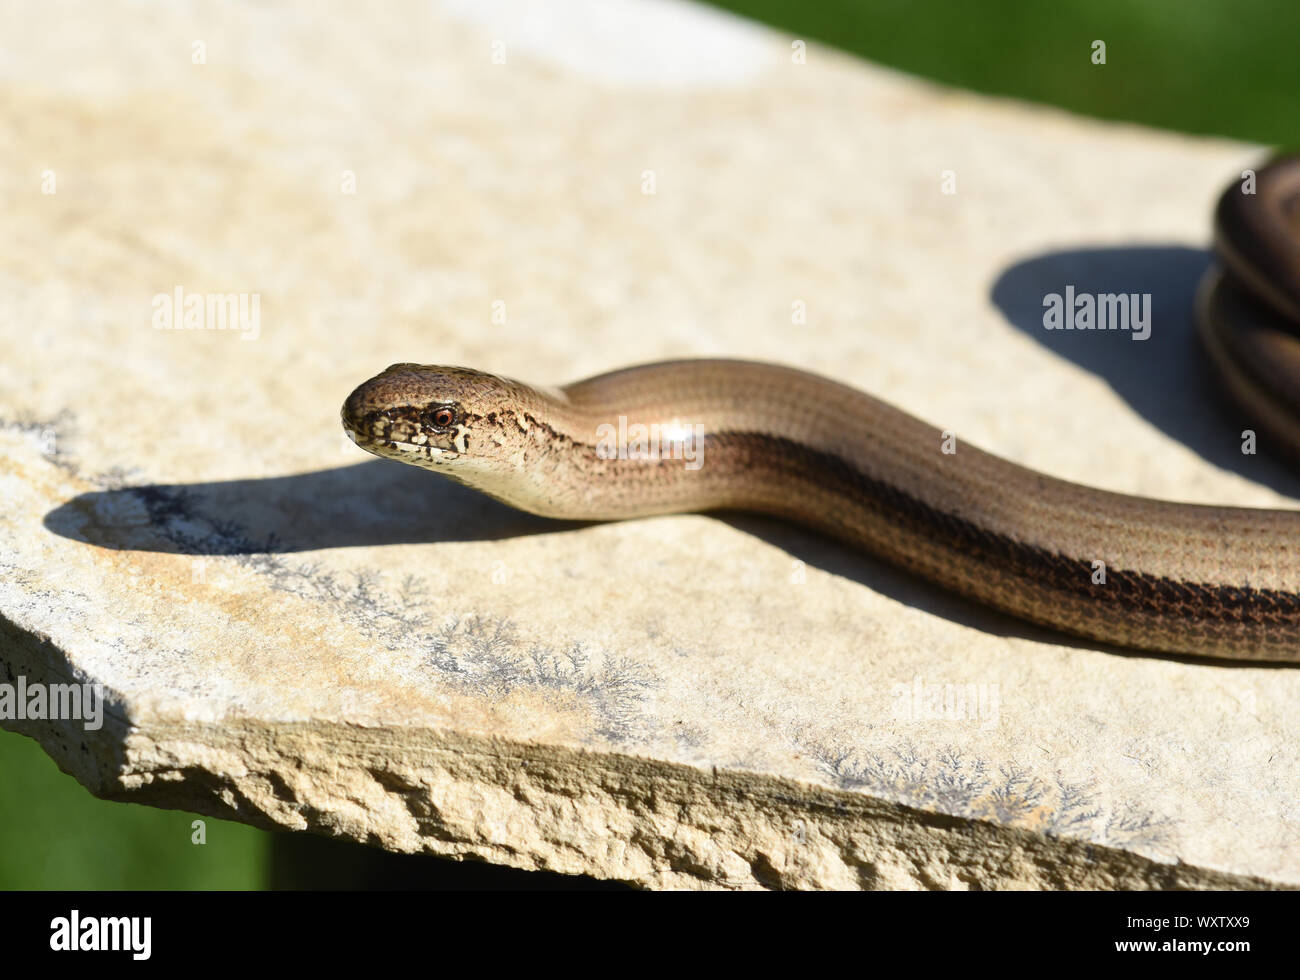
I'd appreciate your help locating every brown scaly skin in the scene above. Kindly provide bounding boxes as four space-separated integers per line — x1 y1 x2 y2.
341 156 1300 663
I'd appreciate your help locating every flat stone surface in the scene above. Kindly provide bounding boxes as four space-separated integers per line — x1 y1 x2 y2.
1 0 1295 889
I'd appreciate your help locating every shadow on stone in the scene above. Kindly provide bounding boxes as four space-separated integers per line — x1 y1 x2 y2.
43 459 590 555
990 243 1300 498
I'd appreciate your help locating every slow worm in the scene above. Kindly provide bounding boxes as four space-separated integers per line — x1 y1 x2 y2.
343 158 1300 663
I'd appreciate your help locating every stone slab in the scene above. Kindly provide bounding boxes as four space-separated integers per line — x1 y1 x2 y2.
1 0 1295 888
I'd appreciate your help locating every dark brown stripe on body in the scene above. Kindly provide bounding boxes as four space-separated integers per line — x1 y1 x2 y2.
705 430 1300 634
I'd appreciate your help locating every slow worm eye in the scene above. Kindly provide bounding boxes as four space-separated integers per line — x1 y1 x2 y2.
431 407 455 428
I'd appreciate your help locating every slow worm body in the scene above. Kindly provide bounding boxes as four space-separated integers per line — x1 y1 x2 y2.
343 158 1300 663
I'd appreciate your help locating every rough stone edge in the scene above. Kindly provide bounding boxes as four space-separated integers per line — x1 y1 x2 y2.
1 612 1286 890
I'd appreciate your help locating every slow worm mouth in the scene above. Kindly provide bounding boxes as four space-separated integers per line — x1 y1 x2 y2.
341 417 463 462
341 403 465 462
387 440 461 461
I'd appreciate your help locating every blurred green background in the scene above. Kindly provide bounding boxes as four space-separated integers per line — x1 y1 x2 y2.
0 730 268 888
707 0 1300 146
4 0 1296 889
